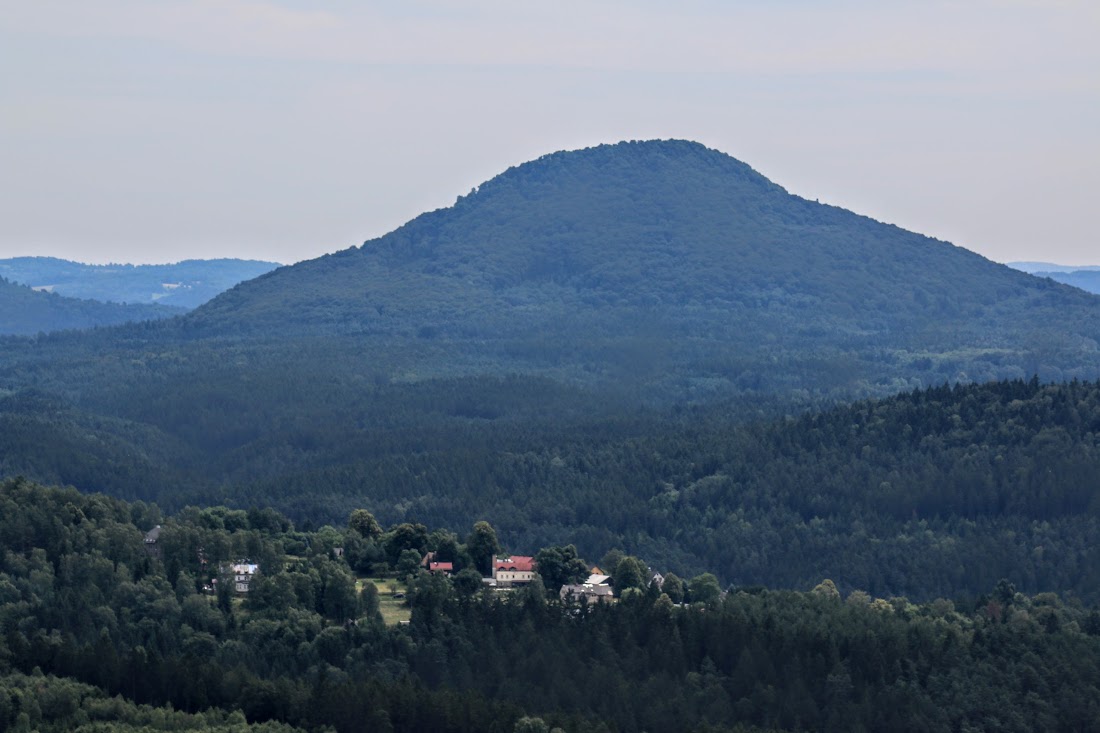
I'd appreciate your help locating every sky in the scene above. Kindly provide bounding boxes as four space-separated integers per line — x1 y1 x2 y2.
1 0 1097 266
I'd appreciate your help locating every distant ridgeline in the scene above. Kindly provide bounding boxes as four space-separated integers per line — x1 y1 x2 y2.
1007 261 1100 295
0 276 182 336
1033 271 1100 295
2 477 1099 733
0 256 280 309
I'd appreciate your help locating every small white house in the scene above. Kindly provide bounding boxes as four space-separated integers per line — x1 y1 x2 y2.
231 562 259 593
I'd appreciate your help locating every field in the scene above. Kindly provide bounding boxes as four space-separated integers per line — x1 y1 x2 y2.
358 576 412 626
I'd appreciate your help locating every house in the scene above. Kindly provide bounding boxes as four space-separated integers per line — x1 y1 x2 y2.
229 562 259 593
560 583 615 605
428 561 454 575
493 556 536 586
143 525 162 557
648 569 665 589
586 573 611 586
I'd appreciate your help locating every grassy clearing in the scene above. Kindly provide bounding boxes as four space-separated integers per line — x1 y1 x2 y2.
359 577 412 626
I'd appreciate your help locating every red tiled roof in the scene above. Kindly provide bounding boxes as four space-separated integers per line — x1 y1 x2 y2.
429 562 453 571
493 556 535 572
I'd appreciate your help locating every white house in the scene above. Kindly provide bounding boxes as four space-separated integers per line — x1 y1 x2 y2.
231 562 259 593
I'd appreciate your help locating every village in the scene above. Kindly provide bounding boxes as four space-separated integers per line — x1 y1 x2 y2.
141 514 720 629
219 551 670 608
422 551 666 605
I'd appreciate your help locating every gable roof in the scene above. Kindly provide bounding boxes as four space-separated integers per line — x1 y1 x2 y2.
429 561 454 572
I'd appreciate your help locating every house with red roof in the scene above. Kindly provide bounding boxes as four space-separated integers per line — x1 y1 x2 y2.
493 556 536 586
428 561 454 575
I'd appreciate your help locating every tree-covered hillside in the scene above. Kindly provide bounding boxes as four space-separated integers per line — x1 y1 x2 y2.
2 377 1098 603
0 257 280 309
0 277 182 336
2 478 1098 733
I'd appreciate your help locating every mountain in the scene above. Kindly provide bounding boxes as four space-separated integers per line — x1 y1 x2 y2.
0 256 280 309
187 140 1100 392
0 276 182 336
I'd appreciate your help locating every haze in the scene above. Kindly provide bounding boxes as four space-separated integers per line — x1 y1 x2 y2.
2 0 1097 266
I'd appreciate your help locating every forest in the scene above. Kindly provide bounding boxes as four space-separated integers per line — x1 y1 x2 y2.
2 377 1098 604
2 477 1098 733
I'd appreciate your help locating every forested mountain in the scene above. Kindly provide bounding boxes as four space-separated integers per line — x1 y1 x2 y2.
184 139 1100 391
0 256 280 309
0 277 182 336
3 478 1098 733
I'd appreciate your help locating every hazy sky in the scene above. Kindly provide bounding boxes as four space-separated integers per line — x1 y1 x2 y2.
2 1 1097 266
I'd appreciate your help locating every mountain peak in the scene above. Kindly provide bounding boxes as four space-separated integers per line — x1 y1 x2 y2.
457 138 782 209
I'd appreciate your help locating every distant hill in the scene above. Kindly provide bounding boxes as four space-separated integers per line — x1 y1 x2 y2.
0 257 280 309
1004 262 1100 295
189 139 1100 391
1007 261 1100 274
0 276 182 336
1034 270 1100 295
